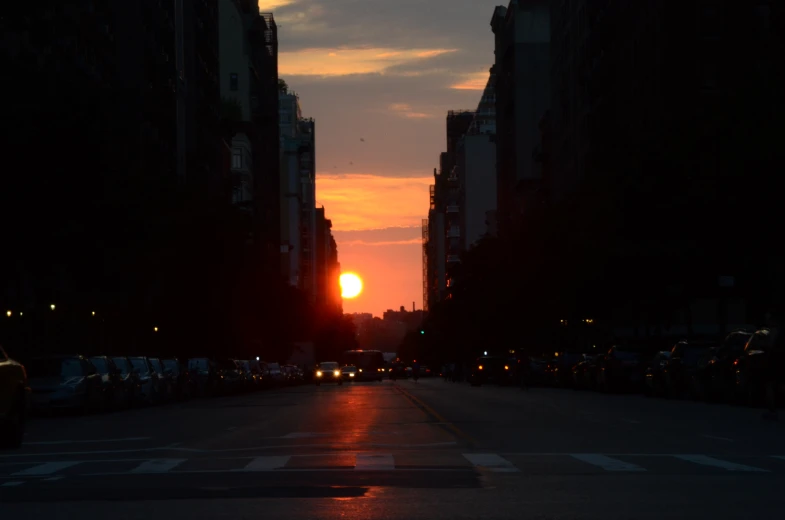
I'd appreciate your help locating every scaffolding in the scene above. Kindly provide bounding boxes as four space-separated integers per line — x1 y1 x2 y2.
422 218 429 312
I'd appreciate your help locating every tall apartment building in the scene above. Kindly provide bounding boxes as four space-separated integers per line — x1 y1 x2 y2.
219 0 254 210
315 208 342 313
491 0 550 235
457 69 497 250
424 110 475 310
549 1 785 318
279 90 316 297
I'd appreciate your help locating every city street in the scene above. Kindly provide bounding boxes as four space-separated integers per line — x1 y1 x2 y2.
2 379 784 519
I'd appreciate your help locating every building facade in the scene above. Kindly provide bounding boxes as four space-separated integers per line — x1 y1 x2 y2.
279 90 316 297
491 0 550 235
315 208 342 313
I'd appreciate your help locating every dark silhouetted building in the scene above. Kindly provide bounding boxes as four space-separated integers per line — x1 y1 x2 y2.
491 0 550 235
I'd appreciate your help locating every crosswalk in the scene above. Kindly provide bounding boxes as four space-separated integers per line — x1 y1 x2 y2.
2 452 785 483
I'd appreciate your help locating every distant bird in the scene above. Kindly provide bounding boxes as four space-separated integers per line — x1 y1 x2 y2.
333 165 337 168
349 161 354 165
360 138 365 142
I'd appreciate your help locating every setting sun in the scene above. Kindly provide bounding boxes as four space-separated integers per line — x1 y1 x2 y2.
339 273 363 299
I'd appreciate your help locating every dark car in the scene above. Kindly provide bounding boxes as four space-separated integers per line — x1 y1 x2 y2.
111 356 141 407
468 356 515 387
27 355 103 413
314 362 343 385
662 339 718 398
595 345 651 392
163 358 192 400
734 328 781 404
691 330 752 402
88 356 128 409
644 351 671 397
188 358 219 396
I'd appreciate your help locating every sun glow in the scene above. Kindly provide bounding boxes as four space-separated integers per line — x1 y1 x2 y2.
340 273 363 299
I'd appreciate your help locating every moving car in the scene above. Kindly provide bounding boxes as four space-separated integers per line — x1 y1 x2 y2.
0 346 30 449
314 362 342 386
341 365 358 381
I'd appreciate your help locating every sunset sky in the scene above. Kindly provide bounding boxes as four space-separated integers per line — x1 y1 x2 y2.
260 0 500 316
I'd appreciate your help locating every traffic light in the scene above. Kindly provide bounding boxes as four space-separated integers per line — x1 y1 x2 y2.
420 330 424 335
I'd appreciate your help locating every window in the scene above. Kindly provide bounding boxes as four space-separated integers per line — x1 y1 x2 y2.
232 151 242 169
229 72 238 91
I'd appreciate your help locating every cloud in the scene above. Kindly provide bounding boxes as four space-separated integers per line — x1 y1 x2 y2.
278 47 458 76
284 74 484 177
270 1 501 53
317 174 431 231
451 71 490 90
387 103 434 119
258 0 296 10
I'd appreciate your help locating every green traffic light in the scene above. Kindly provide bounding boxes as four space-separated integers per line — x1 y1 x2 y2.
420 330 424 334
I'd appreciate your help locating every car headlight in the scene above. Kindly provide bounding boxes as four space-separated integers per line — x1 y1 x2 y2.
333 370 340 377
359 368 363 372
316 371 323 377
349 373 355 377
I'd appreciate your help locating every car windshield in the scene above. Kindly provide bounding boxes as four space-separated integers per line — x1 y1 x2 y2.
342 366 357 372
28 358 83 379
319 362 339 370
89 357 110 373
189 358 210 370
129 358 149 375
163 359 179 373
112 357 132 374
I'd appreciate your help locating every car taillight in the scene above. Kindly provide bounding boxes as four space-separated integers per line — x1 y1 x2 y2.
478 365 483 370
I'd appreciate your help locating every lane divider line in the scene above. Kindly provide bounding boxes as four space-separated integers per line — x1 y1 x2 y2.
393 383 478 447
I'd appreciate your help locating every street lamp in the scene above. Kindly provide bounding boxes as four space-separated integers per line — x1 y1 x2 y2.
5 310 11 317
153 326 159 332
50 304 56 311
91 311 96 316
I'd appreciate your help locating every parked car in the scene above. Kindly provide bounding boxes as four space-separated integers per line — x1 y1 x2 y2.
27 355 103 413
88 356 129 410
0 346 30 449
691 330 752 402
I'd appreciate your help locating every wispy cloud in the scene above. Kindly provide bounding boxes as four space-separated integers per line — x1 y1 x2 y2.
318 174 431 231
278 47 459 77
450 71 490 90
387 103 434 119
258 0 296 10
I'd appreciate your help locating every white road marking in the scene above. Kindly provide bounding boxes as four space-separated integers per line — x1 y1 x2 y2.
463 453 519 472
42 476 63 481
242 456 290 471
25 437 152 446
674 455 768 472
12 461 81 476
130 459 186 474
355 453 395 471
701 434 734 442
1 481 25 487
571 454 646 472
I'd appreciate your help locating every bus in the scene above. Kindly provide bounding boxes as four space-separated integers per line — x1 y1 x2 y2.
341 350 385 381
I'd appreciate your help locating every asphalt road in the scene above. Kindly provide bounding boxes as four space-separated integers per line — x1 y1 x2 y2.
2 378 784 519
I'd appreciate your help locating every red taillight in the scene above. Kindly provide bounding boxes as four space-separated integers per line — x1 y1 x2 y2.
733 360 738 366
478 365 483 370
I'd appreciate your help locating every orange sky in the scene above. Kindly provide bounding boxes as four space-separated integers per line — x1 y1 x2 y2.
260 0 499 316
